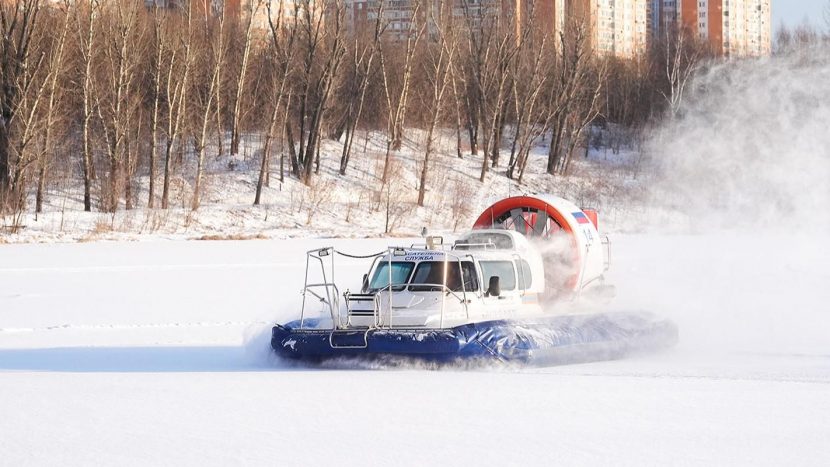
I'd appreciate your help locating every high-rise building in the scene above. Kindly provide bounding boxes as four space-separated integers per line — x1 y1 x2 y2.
652 0 679 37
652 0 771 57
343 1 651 59
144 0 240 18
547 0 651 58
593 0 651 57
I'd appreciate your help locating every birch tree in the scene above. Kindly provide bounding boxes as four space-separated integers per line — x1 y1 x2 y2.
657 25 705 120
459 1 519 182
191 4 226 210
287 0 346 185
33 2 71 213
416 3 456 207
95 0 144 212
6 11 49 212
378 0 424 183
160 1 194 209
338 0 384 176
253 0 298 205
74 0 97 211
228 0 263 156
0 0 43 210
545 22 598 176
507 33 550 181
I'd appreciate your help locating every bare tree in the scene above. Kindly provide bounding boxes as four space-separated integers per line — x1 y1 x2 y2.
146 1 166 208
378 0 424 183
448 53 465 159
0 0 43 210
190 2 226 210
381 156 409 234
544 21 603 176
228 0 262 156
507 33 550 180
74 0 97 212
656 25 705 119
253 0 298 205
459 1 520 182
288 0 346 185
94 0 144 212
6 10 53 214
338 0 384 176
160 1 194 209
416 2 456 207
35 2 71 214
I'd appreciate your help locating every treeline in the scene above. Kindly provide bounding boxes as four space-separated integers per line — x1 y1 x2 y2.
0 0 708 216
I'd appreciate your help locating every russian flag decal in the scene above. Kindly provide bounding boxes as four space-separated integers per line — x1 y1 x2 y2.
572 212 591 224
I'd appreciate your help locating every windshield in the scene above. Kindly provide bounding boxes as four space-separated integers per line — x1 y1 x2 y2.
409 261 478 292
368 261 414 291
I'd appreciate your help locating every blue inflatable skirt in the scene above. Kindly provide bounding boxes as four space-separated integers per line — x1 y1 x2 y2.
271 312 678 366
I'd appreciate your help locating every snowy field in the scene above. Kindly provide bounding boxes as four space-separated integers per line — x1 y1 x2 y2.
2 235 829 466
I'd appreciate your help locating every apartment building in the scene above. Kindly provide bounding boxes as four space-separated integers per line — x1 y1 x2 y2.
593 0 651 57
343 0 652 58
348 0 423 40
248 0 311 30
653 0 771 56
347 1 516 40
536 0 651 58
144 0 769 58
144 0 240 17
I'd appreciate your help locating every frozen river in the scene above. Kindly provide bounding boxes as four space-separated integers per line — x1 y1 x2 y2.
1 235 828 466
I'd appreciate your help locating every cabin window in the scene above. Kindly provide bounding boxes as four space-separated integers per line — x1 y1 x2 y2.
456 232 513 250
409 261 479 292
368 262 414 291
479 261 517 291
515 259 533 289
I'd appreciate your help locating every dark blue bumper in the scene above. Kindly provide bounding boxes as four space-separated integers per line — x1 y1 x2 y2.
271 312 678 366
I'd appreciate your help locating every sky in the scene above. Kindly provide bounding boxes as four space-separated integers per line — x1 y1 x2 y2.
774 0 828 31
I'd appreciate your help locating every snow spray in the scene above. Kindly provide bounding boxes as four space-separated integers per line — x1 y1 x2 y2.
646 45 830 234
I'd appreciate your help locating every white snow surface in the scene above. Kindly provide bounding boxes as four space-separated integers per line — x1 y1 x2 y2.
2 235 829 466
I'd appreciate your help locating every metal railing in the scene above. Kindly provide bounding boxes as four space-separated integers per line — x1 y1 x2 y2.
298 246 475 334
602 235 611 272
299 247 341 329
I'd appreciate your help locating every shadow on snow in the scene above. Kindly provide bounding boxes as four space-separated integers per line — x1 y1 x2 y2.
0 345 296 373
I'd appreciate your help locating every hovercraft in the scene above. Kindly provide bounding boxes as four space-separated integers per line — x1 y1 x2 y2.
271 195 677 365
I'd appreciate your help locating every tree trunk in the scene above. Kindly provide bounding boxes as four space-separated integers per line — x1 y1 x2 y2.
286 118 300 179
0 125 9 195
254 135 270 205
82 126 93 212
149 52 162 208
162 139 173 209
230 1 260 156
417 125 435 207
35 165 46 214
125 131 134 211
339 121 353 175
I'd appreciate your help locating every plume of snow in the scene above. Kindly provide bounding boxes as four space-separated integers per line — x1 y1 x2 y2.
647 46 830 234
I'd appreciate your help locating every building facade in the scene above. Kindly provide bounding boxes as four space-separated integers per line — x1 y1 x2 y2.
344 0 652 58
652 0 771 57
146 0 769 58
593 0 651 57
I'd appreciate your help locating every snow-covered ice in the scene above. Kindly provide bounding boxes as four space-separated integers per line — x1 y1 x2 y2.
1 235 828 466
4 49 830 465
